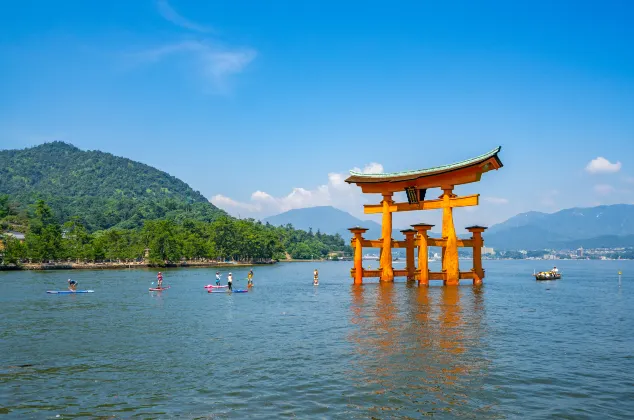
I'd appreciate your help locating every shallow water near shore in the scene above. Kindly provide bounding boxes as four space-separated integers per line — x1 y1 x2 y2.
1 260 633 418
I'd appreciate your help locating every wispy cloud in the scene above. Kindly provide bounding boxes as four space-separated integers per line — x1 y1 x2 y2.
483 196 509 205
132 40 256 92
157 0 212 33
125 1 256 93
585 157 622 174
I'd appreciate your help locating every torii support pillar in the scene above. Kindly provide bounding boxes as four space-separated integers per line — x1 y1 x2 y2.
401 229 417 281
466 226 487 286
412 223 434 286
441 187 460 285
379 192 395 282
349 227 369 285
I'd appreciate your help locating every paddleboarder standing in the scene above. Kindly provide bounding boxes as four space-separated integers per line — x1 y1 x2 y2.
215 271 221 286
313 269 319 285
227 272 233 291
157 272 163 288
247 269 254 287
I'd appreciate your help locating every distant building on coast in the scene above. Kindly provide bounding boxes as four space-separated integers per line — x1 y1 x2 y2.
482 246 495 255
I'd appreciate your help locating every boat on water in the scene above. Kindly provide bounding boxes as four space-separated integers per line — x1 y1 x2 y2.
534 270 562 280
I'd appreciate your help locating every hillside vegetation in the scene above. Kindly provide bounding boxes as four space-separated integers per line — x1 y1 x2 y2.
0 143 351 264
0 141 225 231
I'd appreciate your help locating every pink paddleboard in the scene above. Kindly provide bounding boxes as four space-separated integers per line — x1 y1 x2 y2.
204 285 228 288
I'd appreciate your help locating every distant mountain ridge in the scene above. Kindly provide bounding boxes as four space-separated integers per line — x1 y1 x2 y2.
262 206 463 242
262 204 634 251
262 206 384 239
0 141 226 230
485 204 634 250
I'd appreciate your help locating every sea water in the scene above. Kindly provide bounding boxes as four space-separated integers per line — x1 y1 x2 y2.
1 260 633 418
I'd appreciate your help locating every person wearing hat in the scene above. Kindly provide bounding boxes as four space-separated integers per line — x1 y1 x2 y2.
215 271 221 286
157 272 164 288
68 278 77 291
227 272 233 291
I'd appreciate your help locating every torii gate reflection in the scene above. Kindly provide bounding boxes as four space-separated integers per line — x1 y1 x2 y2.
348 284 489 415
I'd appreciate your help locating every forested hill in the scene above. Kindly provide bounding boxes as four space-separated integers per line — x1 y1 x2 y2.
0 142 225 231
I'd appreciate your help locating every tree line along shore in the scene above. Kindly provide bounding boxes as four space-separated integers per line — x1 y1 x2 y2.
0 260 275 271
1 199 351 268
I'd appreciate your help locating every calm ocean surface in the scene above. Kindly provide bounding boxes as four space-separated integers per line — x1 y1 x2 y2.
1 260 633 419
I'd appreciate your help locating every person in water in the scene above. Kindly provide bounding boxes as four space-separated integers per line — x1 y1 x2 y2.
247 269 254 286
157 272 163 288
68 278 77 291
215 271 221 286
227 272 233 291
313 269 319 285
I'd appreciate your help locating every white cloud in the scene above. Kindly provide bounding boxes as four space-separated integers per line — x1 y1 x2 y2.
593 184 615 195
131 41 256 92
211 194 260 212
483 196 509 205
352 162 384 174
585 157 622 174
157 0 212 32
211 164 384 219
210 163 516 231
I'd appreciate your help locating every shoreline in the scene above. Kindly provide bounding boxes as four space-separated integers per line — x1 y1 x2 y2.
0 260 277 271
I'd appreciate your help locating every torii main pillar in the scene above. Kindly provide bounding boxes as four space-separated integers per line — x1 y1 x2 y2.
379 192 394 281
440 186 460 285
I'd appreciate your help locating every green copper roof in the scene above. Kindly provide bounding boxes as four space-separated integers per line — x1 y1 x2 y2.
345 146 502 183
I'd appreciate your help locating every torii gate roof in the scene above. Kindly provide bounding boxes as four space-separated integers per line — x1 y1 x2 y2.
345 146 503 192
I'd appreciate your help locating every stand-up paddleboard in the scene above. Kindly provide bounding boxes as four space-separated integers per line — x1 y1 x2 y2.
204 285 228 288
208 289 248 293
149 286 170 291
47 290 94 294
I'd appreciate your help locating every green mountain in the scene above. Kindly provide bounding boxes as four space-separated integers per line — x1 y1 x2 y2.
485 205 634 250
0 141 225 231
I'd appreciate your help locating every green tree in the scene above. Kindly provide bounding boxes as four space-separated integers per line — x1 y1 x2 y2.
1 234 27 265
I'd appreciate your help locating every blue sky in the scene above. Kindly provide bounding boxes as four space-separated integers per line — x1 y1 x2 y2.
1 0 633 230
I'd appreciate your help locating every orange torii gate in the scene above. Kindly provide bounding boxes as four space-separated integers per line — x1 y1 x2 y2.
345 147 503 286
